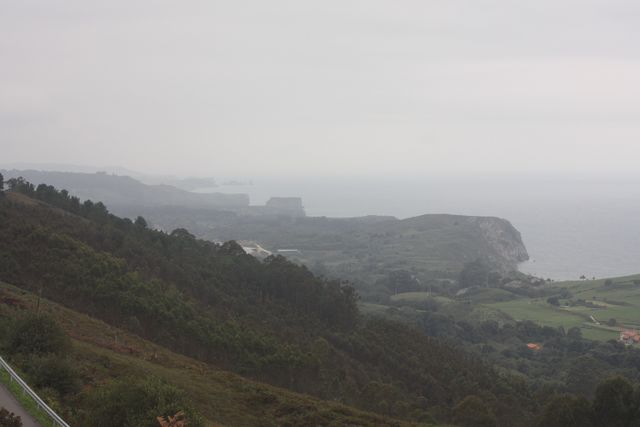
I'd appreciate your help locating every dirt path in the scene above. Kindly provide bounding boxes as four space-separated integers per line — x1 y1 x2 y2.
0 382 41 427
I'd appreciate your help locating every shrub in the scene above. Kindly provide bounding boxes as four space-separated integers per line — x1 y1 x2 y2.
29 356 81 396
7 315 70 356
84 377 203 427
452 395 497 427
547 296 560 306
0 408 22 427
536 394 593 427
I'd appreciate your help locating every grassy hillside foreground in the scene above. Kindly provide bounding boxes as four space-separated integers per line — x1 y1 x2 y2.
0 281 421 427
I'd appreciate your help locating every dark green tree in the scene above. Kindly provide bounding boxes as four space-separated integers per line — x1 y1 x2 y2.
134 216 148 228
6 177 34 195
459 260 490 288
536 395 593 427
29 356 80 396
7 315 70 356
170 228 195 239
452 395 497 427
565 356 603 397
592 377 635 427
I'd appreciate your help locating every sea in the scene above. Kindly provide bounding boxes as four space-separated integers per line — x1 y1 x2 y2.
202 175 640 281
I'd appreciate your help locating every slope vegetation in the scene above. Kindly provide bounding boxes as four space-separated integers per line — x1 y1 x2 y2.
0 281 418 426
0 183 535 425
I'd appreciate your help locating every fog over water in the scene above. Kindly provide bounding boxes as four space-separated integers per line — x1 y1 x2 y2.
209 175 640 281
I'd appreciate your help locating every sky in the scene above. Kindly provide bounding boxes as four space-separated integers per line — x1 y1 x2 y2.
2 0 640 178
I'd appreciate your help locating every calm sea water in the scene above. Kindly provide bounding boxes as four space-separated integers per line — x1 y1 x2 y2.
205 175 640 281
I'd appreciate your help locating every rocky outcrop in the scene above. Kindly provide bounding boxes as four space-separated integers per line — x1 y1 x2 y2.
389 214 529 272
468 216 530 268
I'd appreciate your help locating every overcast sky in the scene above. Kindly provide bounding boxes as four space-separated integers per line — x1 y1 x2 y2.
1 1 640 177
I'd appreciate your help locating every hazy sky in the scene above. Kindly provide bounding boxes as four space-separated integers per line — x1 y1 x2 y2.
2 1 640 177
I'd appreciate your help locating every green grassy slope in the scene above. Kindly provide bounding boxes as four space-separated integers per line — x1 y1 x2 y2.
486 274 640 341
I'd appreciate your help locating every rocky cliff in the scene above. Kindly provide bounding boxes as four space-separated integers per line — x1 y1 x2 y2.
467 216 530 268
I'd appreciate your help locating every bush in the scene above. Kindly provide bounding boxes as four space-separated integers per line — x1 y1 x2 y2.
452 395 497 427
29 356 81 396
84 377 203 427
6 315 70 356
547 296 560 306
536 394 593 427
459 260 490 289
592 377 635 427
0 408 22 427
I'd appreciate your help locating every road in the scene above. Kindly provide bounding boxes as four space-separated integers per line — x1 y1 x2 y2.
0 382 41 427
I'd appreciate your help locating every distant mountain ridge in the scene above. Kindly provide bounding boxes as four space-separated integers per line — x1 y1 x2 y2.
2 169 528 298
1 169 249 210
1 170 310 219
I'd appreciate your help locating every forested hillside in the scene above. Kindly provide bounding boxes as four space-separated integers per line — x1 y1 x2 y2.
1 170 530 302
0 180 534 426
190 212 530 299
0 281 417 426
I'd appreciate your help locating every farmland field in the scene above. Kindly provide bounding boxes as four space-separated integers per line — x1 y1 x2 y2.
486 274 640 341
390 292 453 305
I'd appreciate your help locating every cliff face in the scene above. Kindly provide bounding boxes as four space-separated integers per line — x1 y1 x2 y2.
384 214 529 273
467 216 530 269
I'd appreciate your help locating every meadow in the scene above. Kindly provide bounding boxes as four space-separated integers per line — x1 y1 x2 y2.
486 274 640 341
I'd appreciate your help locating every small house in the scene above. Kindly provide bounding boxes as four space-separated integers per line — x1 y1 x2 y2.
620 330 640 345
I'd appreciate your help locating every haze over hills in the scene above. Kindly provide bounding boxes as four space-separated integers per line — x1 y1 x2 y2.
0 163 221 193
0 181 539 426
184 212 529 299
0 169 250 210
2 178 640 427
4 1 640 425
1 169 529 300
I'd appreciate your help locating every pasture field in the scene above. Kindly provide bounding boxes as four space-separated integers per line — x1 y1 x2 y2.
486 274 640 341
366 274 640 342
390 292 453 305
